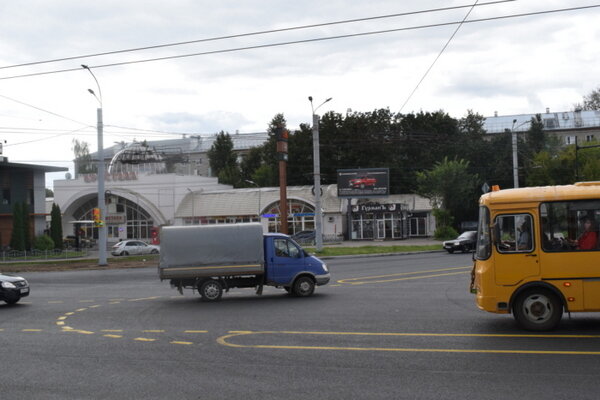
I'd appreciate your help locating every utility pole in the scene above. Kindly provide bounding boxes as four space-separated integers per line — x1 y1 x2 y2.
309 96 332 251
511 119 519 189
276 127 289 234
82 65 107 266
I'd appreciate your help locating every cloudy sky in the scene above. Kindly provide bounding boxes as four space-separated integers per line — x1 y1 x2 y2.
1 0 599 187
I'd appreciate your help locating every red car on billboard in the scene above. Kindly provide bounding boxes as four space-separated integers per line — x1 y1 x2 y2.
349 176 376 189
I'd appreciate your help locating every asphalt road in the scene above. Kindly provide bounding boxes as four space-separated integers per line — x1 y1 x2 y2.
2 252 600 399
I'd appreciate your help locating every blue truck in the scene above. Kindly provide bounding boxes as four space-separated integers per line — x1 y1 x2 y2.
158 223 330 301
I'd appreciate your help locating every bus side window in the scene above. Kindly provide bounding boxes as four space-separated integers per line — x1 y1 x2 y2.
496 214 534 253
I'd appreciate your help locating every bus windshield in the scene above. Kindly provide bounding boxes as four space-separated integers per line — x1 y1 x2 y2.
475 206 491 260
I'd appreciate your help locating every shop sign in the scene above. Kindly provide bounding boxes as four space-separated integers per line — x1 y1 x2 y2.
83 171 138 183
105 214 126 224
352 203 404 214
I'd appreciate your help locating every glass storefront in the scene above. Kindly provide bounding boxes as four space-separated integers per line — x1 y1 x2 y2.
350 203 409 240
72 196 154 240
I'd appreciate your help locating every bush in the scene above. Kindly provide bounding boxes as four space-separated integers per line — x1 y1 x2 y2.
33 235 55 251
434 225 459 241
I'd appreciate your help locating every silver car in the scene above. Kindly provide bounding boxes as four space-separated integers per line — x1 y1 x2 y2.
111 240 160 256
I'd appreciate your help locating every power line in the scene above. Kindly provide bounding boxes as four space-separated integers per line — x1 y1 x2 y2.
1 5 598 81
0 1 515 71
399 0 479 113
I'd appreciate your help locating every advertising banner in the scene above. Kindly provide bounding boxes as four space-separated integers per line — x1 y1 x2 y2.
337 168 389 198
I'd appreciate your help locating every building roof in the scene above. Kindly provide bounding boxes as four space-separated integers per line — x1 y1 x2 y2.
0 159 68 172
91 132 269 160
484 110 600 134
175 185 434 218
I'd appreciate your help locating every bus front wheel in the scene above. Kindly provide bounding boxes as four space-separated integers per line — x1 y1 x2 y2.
513 288 562 331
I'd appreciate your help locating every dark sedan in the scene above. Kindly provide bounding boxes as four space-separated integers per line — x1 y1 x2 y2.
0 273 30 305
442 231 477 253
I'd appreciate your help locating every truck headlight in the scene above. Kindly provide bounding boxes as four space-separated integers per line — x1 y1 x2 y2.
322 264 328 273
1 281 16 289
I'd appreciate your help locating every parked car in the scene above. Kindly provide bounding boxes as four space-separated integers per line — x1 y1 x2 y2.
443 231 477 253
349 176 377 189
111 240 160 256
0 273 29 305
291 230 316 245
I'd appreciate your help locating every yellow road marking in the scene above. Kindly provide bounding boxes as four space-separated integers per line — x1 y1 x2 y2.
109 299 125 301
129 297 160 302
104 334 123 339
56 322 65 326
66 329 94 335
171 341 194 345
109 302 121 304
57 316 67 320
337 266 470 285
101 330 123 333
217 330 600 355
22 329 43 332
134 337 157 342
89 305 101 308
76 308 87 312
65 312 74 316
143 330 165 333
184 330 208 333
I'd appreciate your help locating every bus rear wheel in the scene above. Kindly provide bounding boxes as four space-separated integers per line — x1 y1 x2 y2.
513 288 562 331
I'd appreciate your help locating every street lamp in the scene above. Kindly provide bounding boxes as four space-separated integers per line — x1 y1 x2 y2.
511 119 531 189
82 64 107 266
308 96 332 252
245 180 262 219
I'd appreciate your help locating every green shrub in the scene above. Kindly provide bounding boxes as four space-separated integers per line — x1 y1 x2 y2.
33 235 55 251
434 225 459 241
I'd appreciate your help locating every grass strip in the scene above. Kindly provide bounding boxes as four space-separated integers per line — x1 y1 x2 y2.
305 245 441 257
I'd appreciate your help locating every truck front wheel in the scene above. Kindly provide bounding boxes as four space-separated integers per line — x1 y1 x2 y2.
292 276 315 297
199 279 223 302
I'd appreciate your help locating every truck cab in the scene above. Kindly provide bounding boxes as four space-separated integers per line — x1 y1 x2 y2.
265 233 330 293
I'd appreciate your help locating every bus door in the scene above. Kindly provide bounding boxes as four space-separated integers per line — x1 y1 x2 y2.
493 213 540 285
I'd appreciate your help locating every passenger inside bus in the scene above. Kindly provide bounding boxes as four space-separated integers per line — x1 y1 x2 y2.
568 216 598 250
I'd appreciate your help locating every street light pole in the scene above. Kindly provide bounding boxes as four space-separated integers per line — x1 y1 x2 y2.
309 96 332 252
511 119 531 189
82 65 107 266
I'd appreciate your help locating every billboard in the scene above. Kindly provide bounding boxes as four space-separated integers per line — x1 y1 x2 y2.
337 168 389 198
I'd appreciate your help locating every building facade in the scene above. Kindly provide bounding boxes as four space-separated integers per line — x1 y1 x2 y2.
0 159 67 248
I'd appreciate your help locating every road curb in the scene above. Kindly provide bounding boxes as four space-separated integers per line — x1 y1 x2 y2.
318 250 446 260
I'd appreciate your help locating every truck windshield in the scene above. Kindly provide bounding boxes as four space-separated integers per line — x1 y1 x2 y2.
475 206 491 260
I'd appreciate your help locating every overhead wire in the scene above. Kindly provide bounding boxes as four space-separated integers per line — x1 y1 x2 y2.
0 0 515 71
0 5 598 81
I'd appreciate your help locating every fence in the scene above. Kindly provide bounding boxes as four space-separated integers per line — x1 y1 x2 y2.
0 249 89 262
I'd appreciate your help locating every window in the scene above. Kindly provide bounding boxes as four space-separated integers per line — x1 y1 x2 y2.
540 201 600 252
274 238 301 258
2 189 9 205
586 134 595 142
496 214 534 253
475 206 491 260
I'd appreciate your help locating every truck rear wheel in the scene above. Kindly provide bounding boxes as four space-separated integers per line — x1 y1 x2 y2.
292 276 315 297
199 279 223 302
513 288 562 331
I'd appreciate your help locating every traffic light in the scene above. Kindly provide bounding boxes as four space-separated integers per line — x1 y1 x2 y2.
93 208 103 227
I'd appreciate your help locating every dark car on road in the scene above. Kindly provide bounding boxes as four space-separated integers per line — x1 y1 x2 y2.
291 230 316 245
443 231 477 253
0 273 30 305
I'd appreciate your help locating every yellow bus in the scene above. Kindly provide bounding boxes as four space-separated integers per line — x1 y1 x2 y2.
470 182 600 330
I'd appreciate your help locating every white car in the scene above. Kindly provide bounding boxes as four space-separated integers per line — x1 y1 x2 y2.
111 240 160 256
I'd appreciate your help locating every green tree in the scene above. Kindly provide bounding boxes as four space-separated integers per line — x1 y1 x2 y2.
50 203 63 250
10 202 25 251
207 131 237 179
45 188 54 197
33 235 54 251
583 86 600 110
72 139 95 175
416 157 479 231
239 147 264 185
22 202 31 250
